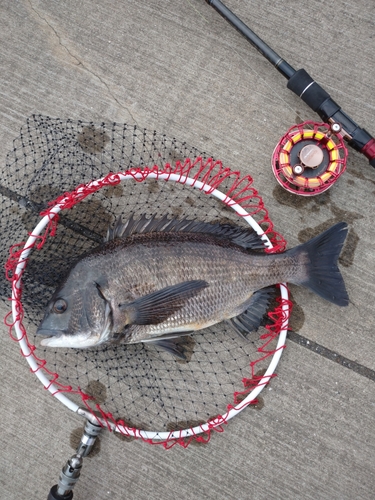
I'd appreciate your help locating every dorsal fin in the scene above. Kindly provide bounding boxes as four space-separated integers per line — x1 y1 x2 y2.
105 213 266 250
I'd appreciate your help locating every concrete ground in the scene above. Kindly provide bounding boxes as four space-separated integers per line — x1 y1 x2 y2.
1 1 375 499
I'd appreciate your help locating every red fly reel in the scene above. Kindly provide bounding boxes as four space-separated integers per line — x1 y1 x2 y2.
272 121 348 196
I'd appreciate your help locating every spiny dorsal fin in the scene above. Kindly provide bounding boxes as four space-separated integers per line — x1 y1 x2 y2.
105 214 266 250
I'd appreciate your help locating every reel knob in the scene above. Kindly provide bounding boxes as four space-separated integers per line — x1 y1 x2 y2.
271 121 348 196
299 144 324 168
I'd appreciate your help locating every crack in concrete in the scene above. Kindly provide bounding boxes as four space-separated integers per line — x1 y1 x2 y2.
27 0 139 124
288 330 375 382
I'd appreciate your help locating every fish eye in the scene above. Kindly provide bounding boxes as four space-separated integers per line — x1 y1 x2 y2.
53 298 67 314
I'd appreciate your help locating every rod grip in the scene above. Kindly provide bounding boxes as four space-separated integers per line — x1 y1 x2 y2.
287 69 375 167
287 69 335 112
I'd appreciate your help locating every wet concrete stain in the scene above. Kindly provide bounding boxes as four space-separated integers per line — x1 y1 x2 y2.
147 179 160 193
235 368 268 409
28 184 66 207
171 205 183 217
78 198 113 235
16 185 67 224
218 216 238 225
102 184 124 198
167 149 187 167
84 380 107 404
347 164 375 186
114 432 136 443
244 395 265 410
337 227 360 268
184 196 196 207
272 184 330 210
329 200 364 224
70 427 101 457
287 291 305 332
298 219 334 242
254 395 265 410
77 125 110 153
273 184 362 267
19 208 43 234
214 198 236 214
235 391 264 409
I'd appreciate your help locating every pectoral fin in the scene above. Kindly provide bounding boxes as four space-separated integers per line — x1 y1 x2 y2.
119 280 208 326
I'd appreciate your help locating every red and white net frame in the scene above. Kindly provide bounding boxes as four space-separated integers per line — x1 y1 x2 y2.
5 157 291 448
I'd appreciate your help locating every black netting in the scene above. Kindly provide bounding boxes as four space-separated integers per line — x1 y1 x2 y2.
2 116 281 434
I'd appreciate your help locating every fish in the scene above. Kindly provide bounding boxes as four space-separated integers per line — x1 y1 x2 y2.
36 214 349 359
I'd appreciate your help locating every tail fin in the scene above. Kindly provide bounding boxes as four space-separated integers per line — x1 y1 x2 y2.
290 222 349 306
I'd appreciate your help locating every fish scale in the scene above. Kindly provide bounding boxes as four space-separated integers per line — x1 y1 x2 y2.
77 236 312 329
90 235 260 339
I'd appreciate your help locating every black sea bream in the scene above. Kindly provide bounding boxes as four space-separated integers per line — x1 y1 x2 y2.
36 215 349 358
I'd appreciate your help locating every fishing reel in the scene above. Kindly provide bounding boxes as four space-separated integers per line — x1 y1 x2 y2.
272 121 348 196
208 0 375 196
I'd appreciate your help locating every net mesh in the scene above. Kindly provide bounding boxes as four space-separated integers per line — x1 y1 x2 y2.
2 115 290 447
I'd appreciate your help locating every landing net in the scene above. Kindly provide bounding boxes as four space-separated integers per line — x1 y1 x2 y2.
2 115 290 448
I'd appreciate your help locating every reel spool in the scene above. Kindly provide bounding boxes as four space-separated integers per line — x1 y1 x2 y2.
272 121 348 196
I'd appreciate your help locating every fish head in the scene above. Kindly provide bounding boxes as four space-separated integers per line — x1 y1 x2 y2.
36 272 112 348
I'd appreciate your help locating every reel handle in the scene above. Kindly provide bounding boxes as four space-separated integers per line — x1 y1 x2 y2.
287 69 375 168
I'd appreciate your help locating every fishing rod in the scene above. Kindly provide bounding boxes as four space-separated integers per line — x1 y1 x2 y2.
205 0 375 195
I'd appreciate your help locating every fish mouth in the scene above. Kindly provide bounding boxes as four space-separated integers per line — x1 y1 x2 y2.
38 330 100 348
37 302 112 349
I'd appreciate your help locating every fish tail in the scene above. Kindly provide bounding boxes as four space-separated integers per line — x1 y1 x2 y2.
290 222 349 306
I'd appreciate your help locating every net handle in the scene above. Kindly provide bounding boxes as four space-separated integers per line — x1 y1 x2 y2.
11 170 289 440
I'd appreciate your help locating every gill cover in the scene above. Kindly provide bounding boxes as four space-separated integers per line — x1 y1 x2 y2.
36 280 111 347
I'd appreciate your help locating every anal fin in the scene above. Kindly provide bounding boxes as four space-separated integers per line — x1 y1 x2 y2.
226 286 276 339
142 333 194 360
149 337 188 360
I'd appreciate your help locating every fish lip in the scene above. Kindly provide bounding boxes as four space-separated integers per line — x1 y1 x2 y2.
36 327 66 346
36 327 67 337
39 332 100 348
37 328 100 348
40 335 63 347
